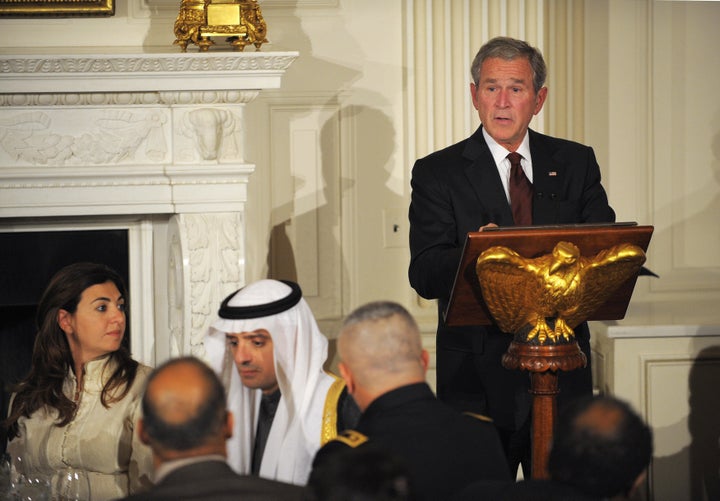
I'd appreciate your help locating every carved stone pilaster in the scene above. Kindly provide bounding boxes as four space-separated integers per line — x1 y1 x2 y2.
168 212 246 358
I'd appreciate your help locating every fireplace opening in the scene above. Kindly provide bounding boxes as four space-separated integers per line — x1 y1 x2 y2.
0 229 129 454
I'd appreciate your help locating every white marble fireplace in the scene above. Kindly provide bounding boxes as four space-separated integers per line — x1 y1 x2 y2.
0 48 298 366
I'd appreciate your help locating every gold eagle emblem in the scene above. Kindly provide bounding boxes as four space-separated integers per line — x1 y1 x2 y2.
475 241 646 344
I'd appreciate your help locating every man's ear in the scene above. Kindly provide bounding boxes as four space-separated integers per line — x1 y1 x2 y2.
627 469 647 498
534 86 548 115
57 309 73 335
470 82 480 110
420 349 430 372
137 418 151 446
224 410 234 439
338 362 355 394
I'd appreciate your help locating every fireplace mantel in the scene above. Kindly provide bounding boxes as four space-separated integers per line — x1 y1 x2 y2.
0 48 298 95
0 47 298 365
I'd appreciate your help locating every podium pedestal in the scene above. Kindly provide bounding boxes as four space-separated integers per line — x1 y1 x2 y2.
502 335 587 478
444 223 653 479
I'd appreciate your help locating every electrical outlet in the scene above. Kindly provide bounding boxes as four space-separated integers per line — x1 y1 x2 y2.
382 208 407 248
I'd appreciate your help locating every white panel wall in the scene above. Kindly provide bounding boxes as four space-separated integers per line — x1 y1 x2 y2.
586 0 720 304
592 324 720 500
237 1 408 350
267 102 342 318
586 3 720 498
650 1 720 294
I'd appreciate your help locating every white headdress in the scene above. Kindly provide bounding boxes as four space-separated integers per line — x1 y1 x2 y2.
204 279 334 485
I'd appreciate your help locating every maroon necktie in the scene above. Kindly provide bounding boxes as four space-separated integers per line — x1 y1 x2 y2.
508 152 533 226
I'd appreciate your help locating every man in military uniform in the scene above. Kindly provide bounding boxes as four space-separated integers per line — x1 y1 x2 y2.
204 279 359 485
310 301 510 501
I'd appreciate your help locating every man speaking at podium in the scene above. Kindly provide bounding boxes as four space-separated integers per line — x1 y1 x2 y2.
408 36 615 477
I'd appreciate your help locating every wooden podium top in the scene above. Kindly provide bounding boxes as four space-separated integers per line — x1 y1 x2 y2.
444 223 654 327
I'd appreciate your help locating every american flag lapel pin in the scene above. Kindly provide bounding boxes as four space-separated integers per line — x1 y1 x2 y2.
548 171 557 177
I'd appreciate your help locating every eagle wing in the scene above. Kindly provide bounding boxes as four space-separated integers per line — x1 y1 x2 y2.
475 246 544 334
564 243 646 328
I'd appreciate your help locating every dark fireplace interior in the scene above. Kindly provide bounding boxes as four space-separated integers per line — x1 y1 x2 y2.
0 229 129 454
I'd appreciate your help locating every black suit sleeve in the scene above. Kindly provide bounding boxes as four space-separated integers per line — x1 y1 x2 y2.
408 157 466 300
577 147 616 223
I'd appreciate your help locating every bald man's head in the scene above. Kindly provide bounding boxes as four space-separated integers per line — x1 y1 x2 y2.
549 395 652 498
141 356 228 454
338 302 426 396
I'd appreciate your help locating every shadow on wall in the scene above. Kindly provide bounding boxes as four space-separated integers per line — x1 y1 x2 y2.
645 111 720 291
267 105 396 282
651 344 720 501
688 345 720 501
266 104 397 375
261 0 399 293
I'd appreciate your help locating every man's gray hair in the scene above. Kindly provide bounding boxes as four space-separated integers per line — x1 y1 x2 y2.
340 301 423 382
342 301 419 332
470 36 547 93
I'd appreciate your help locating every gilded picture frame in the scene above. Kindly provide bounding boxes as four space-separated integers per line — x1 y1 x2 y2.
0 0 114 17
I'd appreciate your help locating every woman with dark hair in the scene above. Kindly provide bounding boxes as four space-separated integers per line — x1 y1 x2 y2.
4 262 153 500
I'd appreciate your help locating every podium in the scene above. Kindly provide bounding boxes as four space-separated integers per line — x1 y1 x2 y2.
445 222 653 478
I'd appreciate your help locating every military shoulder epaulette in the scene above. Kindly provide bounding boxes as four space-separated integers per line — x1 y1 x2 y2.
331 429 368 448
320 373 346 445
463 411 493 423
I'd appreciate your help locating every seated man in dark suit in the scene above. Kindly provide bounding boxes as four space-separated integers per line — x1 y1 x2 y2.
121 356 305 501
457 394 653 500
310 301 510 501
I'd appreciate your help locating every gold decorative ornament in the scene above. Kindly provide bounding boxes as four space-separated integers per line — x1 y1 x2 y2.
475 241 646 344
0 0 114 17
174 0 268 52
320 373 346 446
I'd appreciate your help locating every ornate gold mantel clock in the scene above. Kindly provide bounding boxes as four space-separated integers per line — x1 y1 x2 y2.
174 0 269 52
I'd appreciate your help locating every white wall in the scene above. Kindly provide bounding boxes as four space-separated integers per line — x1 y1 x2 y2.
585 0 720 306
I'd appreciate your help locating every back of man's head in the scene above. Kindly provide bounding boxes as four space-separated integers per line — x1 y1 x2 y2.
141 356 229 458
338 301 426 406
308 444 411 501
548 395 653 499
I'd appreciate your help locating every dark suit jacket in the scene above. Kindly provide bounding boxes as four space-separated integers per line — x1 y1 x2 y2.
408 126 615 430
121 460 306 501
455 478 602 501
311 383 511 501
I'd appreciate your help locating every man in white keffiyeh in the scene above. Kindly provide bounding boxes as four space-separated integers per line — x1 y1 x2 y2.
204 279 359 486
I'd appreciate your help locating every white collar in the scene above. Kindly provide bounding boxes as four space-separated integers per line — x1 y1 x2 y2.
481 127 532 164
154 455 227 483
